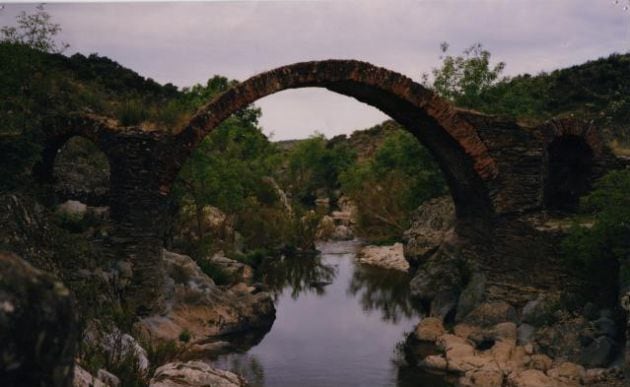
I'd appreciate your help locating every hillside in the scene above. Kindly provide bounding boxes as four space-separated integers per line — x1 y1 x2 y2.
477 52 630 143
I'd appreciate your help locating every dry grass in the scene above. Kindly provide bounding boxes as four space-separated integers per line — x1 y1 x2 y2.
610 139 630 157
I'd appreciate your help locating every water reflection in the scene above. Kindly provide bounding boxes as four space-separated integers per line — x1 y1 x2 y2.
211 241 448 386
348 264 423 323
257 253 337 300
215 353 266 387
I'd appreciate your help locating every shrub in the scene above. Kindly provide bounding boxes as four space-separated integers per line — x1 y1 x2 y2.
562 169 630 305
116 98 150 126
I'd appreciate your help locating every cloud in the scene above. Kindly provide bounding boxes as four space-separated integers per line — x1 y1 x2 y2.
2 1 628 139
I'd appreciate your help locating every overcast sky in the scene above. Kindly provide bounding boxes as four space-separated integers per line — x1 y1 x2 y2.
2 1 629 140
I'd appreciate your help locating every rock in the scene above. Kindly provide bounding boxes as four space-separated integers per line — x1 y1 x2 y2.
422 355 447 371
507 369 553 387
0 193 59 273
521 293 559 326
206 253 254 283
336 196 357 225
97 369 120 387
455 272 486 322
464 302 517 327
517 324 535 345
357 243 409 271
82 323 150 376
409 244 466 305
529 354 553 371
57 200 88 219
464 368 504 387
315 216 336 240
493 322 518 341
331 225 353 241
0 252 77 387
116 260 133 280
135 250 275 350
453 324 477 339
414 317 445 342
580 336 616 368
593 316 617 338
547 362 585 384
403 196 455 263
149 361 245 387
107 333 149 374
74 365 108 387
534 316 591 362
583 368 607 384
331 210 352 225
430 290 458 320
438 334 475 363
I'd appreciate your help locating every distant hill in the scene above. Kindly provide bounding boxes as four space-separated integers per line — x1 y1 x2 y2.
477 52 630 143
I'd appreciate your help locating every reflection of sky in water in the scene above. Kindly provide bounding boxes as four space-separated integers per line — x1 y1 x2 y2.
213 241 449 387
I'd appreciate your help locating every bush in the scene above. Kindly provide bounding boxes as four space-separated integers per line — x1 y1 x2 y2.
562 169 630 305
340 129 447 242
196 259 233 286
116 98 150 126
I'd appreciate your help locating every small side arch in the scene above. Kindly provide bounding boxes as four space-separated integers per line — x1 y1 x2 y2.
539 119 608 213
32 114 117 205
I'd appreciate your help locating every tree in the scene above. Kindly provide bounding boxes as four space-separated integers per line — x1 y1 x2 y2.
1 4 69 54
422 42 505 108
339 128 446 242
284 134 355 206
562 170 630 305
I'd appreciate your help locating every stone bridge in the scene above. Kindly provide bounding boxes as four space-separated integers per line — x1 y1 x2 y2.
34 60 620 316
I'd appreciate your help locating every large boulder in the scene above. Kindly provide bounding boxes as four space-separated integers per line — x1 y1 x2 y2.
149 361 245 387
57 200 88 220
463 302 518 327
357 243 409 271
414 317 446 342
403 196 455 264
409 244 467 318
135 250 275 352
205 252 254 284
0 193 59 274
0 252 77 387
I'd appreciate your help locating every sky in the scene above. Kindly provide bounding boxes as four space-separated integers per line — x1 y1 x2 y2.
1 0 629 140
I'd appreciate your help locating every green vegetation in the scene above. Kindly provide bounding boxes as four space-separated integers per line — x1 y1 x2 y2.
422 42 505 108
340 127 447 242
562 170 630 304
283 134 355 206
425 42 630 145
1 4 68 54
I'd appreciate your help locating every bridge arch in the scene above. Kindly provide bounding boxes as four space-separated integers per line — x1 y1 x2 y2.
33 114 117 186
539 119 612 213
171 60 498 220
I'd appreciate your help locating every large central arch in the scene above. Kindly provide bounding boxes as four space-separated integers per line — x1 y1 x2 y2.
169 60 498 220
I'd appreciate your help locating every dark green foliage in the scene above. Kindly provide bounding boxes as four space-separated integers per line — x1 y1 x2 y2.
284 134 356 205
340 127 447 242
562 170 630 305
563 170 630 265
476 53 630 143
1 4 68 54
423 42 505 108
178 329 191 343
196 259 233 285
116 98 151 126
171 76 322 257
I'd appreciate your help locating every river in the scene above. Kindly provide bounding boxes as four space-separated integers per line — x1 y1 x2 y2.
211 240 452 387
